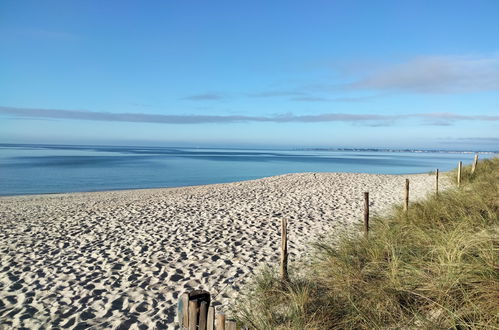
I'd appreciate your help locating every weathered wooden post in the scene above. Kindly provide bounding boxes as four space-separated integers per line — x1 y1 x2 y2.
364 192 369 237
181 293 189 327
216 314 226 330
435 169 439 196
189 300 198 330
281 218 289 282
471 154 478 175
199 301 208 330
207 306 215 330
177 290 211 329
404 179 409 213
226 320 237 330
457 161 462 187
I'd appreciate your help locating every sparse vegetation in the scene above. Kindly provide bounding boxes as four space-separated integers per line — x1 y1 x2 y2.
235 157 499 329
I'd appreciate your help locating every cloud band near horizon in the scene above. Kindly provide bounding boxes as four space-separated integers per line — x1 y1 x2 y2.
0 106 498 125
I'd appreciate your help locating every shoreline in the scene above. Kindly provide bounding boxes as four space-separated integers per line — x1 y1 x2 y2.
0 172 451 328
0 170 445 199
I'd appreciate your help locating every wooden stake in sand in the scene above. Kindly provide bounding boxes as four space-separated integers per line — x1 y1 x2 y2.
207 306 215 330
471 154 479 175
280 218 289 282
435 169 439 196
458 161 462 187
216 314 226 330
188 300 198 330
364 192 369 237
181 293 189 327
199 301 208 330
404 179 410 213
226 320 237 330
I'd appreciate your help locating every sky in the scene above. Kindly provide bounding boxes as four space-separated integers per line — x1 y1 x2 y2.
0 0 498 150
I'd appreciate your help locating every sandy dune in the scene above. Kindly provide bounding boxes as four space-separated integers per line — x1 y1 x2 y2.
0 172 449 329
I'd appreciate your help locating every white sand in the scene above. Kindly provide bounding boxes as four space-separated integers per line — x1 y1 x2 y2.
0 172 450 328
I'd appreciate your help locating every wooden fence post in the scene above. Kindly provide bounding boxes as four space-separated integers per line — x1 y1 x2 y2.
226 320 237 330
471 154 478 175
177 290 211 329
216 314 226 330
281 218 289 282
435 169 439 196
199 301 208 330
364 192 369 237
457 161 462 187
181 293 189 327
404 179 409 213
189 300 198 330
207 306 215 330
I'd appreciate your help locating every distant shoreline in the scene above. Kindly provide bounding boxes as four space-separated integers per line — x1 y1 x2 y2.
1 144 493 197
0 170 444 198
294 147 498 154
1 143 498 154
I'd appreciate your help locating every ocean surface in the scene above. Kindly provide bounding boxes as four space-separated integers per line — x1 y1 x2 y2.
0 144 494 196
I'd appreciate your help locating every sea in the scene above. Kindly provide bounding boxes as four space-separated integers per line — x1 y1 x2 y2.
0 144 495 196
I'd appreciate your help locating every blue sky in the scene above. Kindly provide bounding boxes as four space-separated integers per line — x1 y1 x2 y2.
0 1 498 150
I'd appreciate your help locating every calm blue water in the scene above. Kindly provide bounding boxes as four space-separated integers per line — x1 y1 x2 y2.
0 144 494 196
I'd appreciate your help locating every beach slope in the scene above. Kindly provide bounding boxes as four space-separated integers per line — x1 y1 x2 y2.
0 172 449 328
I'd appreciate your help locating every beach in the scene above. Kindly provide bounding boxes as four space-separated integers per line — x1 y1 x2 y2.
0 172 450 328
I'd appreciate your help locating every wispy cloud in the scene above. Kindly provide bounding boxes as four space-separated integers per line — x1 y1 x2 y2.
455 137 499 142
329 94 385 102
440 137 499 146
245 54 499 99
183 53 497 103
291 96 330 102
131 103 155 108
181 93 225 101
248 91 306 98
414 112 499 121
347 54 499 93
250 91 381 102
1 106 498 126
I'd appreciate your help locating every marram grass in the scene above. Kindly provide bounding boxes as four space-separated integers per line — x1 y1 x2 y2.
234 157 499 329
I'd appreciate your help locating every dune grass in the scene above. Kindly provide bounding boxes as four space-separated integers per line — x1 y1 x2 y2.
234 157 499 329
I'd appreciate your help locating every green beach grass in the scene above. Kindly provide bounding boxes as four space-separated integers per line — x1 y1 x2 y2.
234 157 498 329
